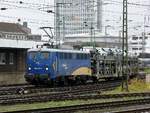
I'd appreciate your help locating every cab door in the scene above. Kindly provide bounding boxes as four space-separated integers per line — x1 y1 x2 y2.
50 52 58 79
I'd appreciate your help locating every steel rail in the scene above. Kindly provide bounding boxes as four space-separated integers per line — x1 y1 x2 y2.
0 80 121 95
0 83 120 105
4 98 150 113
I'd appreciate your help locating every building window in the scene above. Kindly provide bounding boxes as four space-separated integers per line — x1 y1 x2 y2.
140 42 146 45
131 42 138 45
132 48 138 50
9 53 14 65
132 37 138 40
0 53 6 65
145 37 148 39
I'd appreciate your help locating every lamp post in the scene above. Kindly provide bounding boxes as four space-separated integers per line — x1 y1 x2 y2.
84 22 96 49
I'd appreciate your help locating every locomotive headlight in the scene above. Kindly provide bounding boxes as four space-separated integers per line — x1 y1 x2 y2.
28 67 31 70
45 67 49 70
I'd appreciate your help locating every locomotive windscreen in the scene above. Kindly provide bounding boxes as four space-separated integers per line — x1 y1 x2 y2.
28 51 49 60
28 52 37 60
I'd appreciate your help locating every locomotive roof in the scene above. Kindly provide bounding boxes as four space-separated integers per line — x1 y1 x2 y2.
28 48 90 54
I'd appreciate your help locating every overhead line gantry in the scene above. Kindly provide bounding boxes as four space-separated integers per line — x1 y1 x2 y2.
122 0 129 91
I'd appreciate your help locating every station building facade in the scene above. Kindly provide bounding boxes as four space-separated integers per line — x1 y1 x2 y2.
129 34 150 56
54 0 103 41
64 33 122 49
0 22 44 85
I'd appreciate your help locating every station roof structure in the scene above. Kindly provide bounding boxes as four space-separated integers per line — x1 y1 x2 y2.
0 22 31 34
0 38 45 49
0 22 44 49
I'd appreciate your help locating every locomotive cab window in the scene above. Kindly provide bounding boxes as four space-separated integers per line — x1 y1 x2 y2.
41 52 49 60
28 52 37 60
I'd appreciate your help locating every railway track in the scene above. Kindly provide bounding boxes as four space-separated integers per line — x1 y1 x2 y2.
1 87 150 105
0 80 121 95
1 81 150 113
1 90 150 105
0 83 32 89
0 84 34 95
0 81 121 105
4 98 150 113
111 104 150 113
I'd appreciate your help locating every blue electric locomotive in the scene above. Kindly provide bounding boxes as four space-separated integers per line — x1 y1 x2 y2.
25 47 93 85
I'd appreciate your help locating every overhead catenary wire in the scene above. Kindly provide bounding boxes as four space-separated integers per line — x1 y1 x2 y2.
0 0 149 16
0 14 52 24
0 8 150 27
0 0 149 35
1 0 150 10
0 0 149 18
0 0 51 7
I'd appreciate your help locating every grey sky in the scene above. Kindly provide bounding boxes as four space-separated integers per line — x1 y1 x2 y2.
0 0 150 36
103 0 150 35
0 0 54 34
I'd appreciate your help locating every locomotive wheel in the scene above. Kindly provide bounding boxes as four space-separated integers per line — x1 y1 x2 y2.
31 79 40 86
75 75 92 85
75 76 82 85
58 76 69 86
63 77 69 86
47 80 53 87
92 76 98 83
85 76 98 84
48 79 59 87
